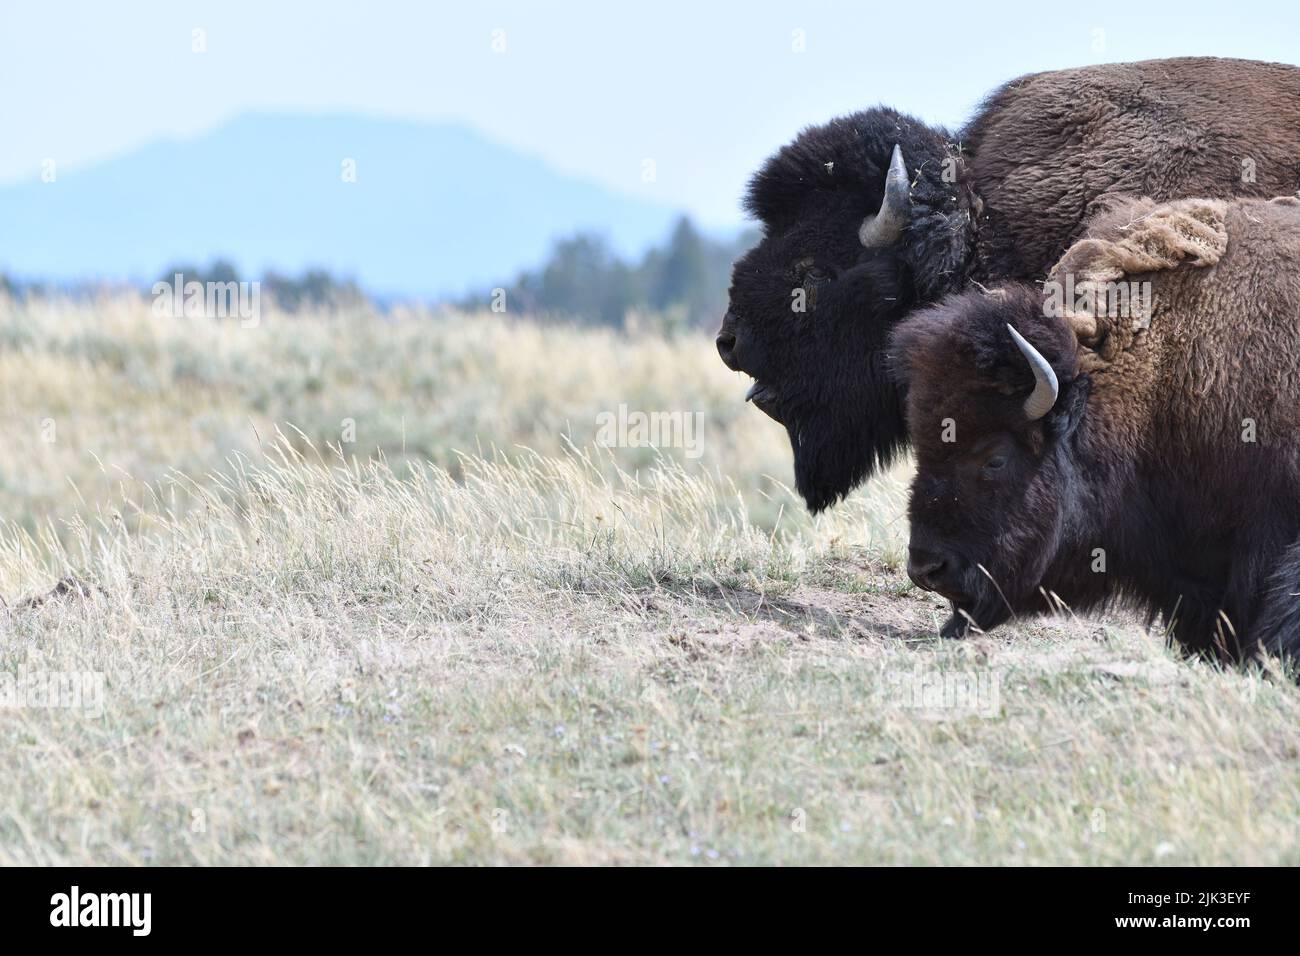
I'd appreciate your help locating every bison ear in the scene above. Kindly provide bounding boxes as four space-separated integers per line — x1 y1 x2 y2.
1046 376 1089 442
858 145 911 248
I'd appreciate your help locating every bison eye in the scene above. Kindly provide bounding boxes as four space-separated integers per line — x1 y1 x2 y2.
982 455 1008 473
792 259 832 282
802 273 832 312
792 260 833 312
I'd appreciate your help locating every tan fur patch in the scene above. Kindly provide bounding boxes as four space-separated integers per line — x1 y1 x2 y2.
1049 198 1229 365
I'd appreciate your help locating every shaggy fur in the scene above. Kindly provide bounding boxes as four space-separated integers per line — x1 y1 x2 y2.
720 57 1300 512
965 57 1300 279
890 195 1300 664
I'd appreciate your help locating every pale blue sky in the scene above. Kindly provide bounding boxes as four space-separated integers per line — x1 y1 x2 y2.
3 0 1297 228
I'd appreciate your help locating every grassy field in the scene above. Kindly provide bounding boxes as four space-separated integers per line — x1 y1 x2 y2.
0 295 1298 865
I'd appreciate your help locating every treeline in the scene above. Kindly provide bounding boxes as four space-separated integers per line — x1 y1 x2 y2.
0 216 755 325
461 216 757 329
154 260 366 311
0 262 366 312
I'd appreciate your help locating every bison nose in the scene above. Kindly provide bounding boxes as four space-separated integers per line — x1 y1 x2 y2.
716 329 739 370
907 548 949 593
716 311 742 370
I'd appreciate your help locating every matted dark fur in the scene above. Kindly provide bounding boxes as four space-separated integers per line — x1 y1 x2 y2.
719 57 1300 512
889 196 1300 664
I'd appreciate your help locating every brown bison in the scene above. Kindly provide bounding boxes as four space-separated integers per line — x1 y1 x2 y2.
717 57 1300 512
890 194 1300 663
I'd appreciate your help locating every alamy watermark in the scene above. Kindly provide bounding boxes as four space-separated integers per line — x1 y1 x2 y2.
596 404 703 459
0 667 105 718
1043 273 1152 327
152 274 260 327
50 886 150 936
882 668 1000 719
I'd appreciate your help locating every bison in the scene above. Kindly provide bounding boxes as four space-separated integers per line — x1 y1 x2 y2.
717 57 1300 513
889 194 1300 663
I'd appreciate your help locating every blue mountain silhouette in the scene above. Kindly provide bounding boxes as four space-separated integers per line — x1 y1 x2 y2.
0 114 689 299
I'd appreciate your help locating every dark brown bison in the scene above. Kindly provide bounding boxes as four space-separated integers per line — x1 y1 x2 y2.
890 194 1300 663
717 57 1300 512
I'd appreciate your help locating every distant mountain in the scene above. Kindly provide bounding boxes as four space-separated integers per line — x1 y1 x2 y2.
0 114 696 300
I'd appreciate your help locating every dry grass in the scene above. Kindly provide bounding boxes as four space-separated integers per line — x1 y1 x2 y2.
0 295 1297 865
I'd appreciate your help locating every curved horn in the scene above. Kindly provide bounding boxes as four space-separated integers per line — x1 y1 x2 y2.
858 144 911 248
1007 324 1059 421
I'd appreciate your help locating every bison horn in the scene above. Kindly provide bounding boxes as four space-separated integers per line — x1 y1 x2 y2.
1007 324 1059 421
858 144 911 248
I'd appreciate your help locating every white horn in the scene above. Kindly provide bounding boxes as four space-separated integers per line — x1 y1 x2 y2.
858 144 911 248
1007 324 1059 421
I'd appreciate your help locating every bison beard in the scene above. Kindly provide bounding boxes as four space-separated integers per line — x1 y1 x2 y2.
890 196 1300 666
721 57 1300 512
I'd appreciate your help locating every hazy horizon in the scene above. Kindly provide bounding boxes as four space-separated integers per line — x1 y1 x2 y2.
5 0 1298 228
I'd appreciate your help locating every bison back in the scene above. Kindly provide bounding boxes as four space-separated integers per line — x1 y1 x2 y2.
962 57 1300 281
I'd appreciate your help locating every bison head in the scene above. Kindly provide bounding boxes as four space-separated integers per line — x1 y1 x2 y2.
719 108 976 512
888 286 1088 638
